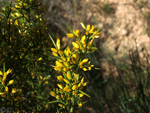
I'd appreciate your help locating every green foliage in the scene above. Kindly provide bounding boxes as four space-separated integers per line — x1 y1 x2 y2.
0 0 55 112
0 0 100 112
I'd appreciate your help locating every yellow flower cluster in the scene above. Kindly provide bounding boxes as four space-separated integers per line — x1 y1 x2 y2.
39 75 48 84
51 38 94 72
50 73 86 97
50 22 100 112
67 23 100 53
0 69 22 106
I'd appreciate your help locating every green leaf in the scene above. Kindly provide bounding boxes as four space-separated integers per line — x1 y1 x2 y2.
47 100 66 105
3 62 5 74
79 90 90 98
49 34 56 48
89 28 101 39
46 75 51 79
66 24 80 41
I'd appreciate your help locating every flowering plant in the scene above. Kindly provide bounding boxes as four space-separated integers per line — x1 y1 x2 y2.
49 22 100 112
0 0 101 112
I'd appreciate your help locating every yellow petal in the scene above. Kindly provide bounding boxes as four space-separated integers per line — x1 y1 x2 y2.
11 88 16 94
51 48 57 52
72 85 77 90
56 61 63 67
50 91 55 97
81 77 84 83
82 58 88 63
87 25 90 31
79 93 84 97
64 79 69 84
81 35 86 45
83 67 87 71
63 85 71 92
58 103 65 109
74 30 79 36
52 52 58 57
6 69 12 75
8 80 14 85
56 95 60 100
57 75 64 81
89 25 94 33
38 57 42 61
56 38 60 50
5 87 9 94
67 33 74 38
57 84 63 89
78 103 82 107
64 47 70 56
80 22 86 29
66 72 71 80
61 57 66 61
58 50 63 55
0 92 6 97
54 66 62 71
72 42 79 48
0 71 3 75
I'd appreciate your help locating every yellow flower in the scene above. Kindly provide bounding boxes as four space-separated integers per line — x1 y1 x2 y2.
58 103 65 109
89 37 95 47
63 79 69 84
54 66 62 71
79 93 84 97
56 61 63 67
56 38 60 50
0 92 6 97
63 85 71 92
66 72 71 80
57 84 64 89
52 52 58 57
72 85 77 90
72 91 78 97
58 50 63 55
81 35 86 45
5 87 9 94
83 67 87 71
6 69 12 75
57 75 64 81
67 33 74 38
64 47 70 56
82 58 88 63
78 103 82 107
67 30 79 38
72 42 79 48
10 88 16 95
56 95 60 100
80 22 86 29
73 30 80 37
79 58 88 68
50 91 55 97
64 61 69 67
7 80 14 85
38 57 42 61
14 20 18 26
74 73 79 82
0 71 3 75
61 57 66 61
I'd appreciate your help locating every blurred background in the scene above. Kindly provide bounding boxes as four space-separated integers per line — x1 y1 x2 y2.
1 0 150 112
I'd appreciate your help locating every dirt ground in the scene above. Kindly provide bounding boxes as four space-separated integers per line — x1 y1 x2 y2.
44 1 150 112
43 0 150 78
